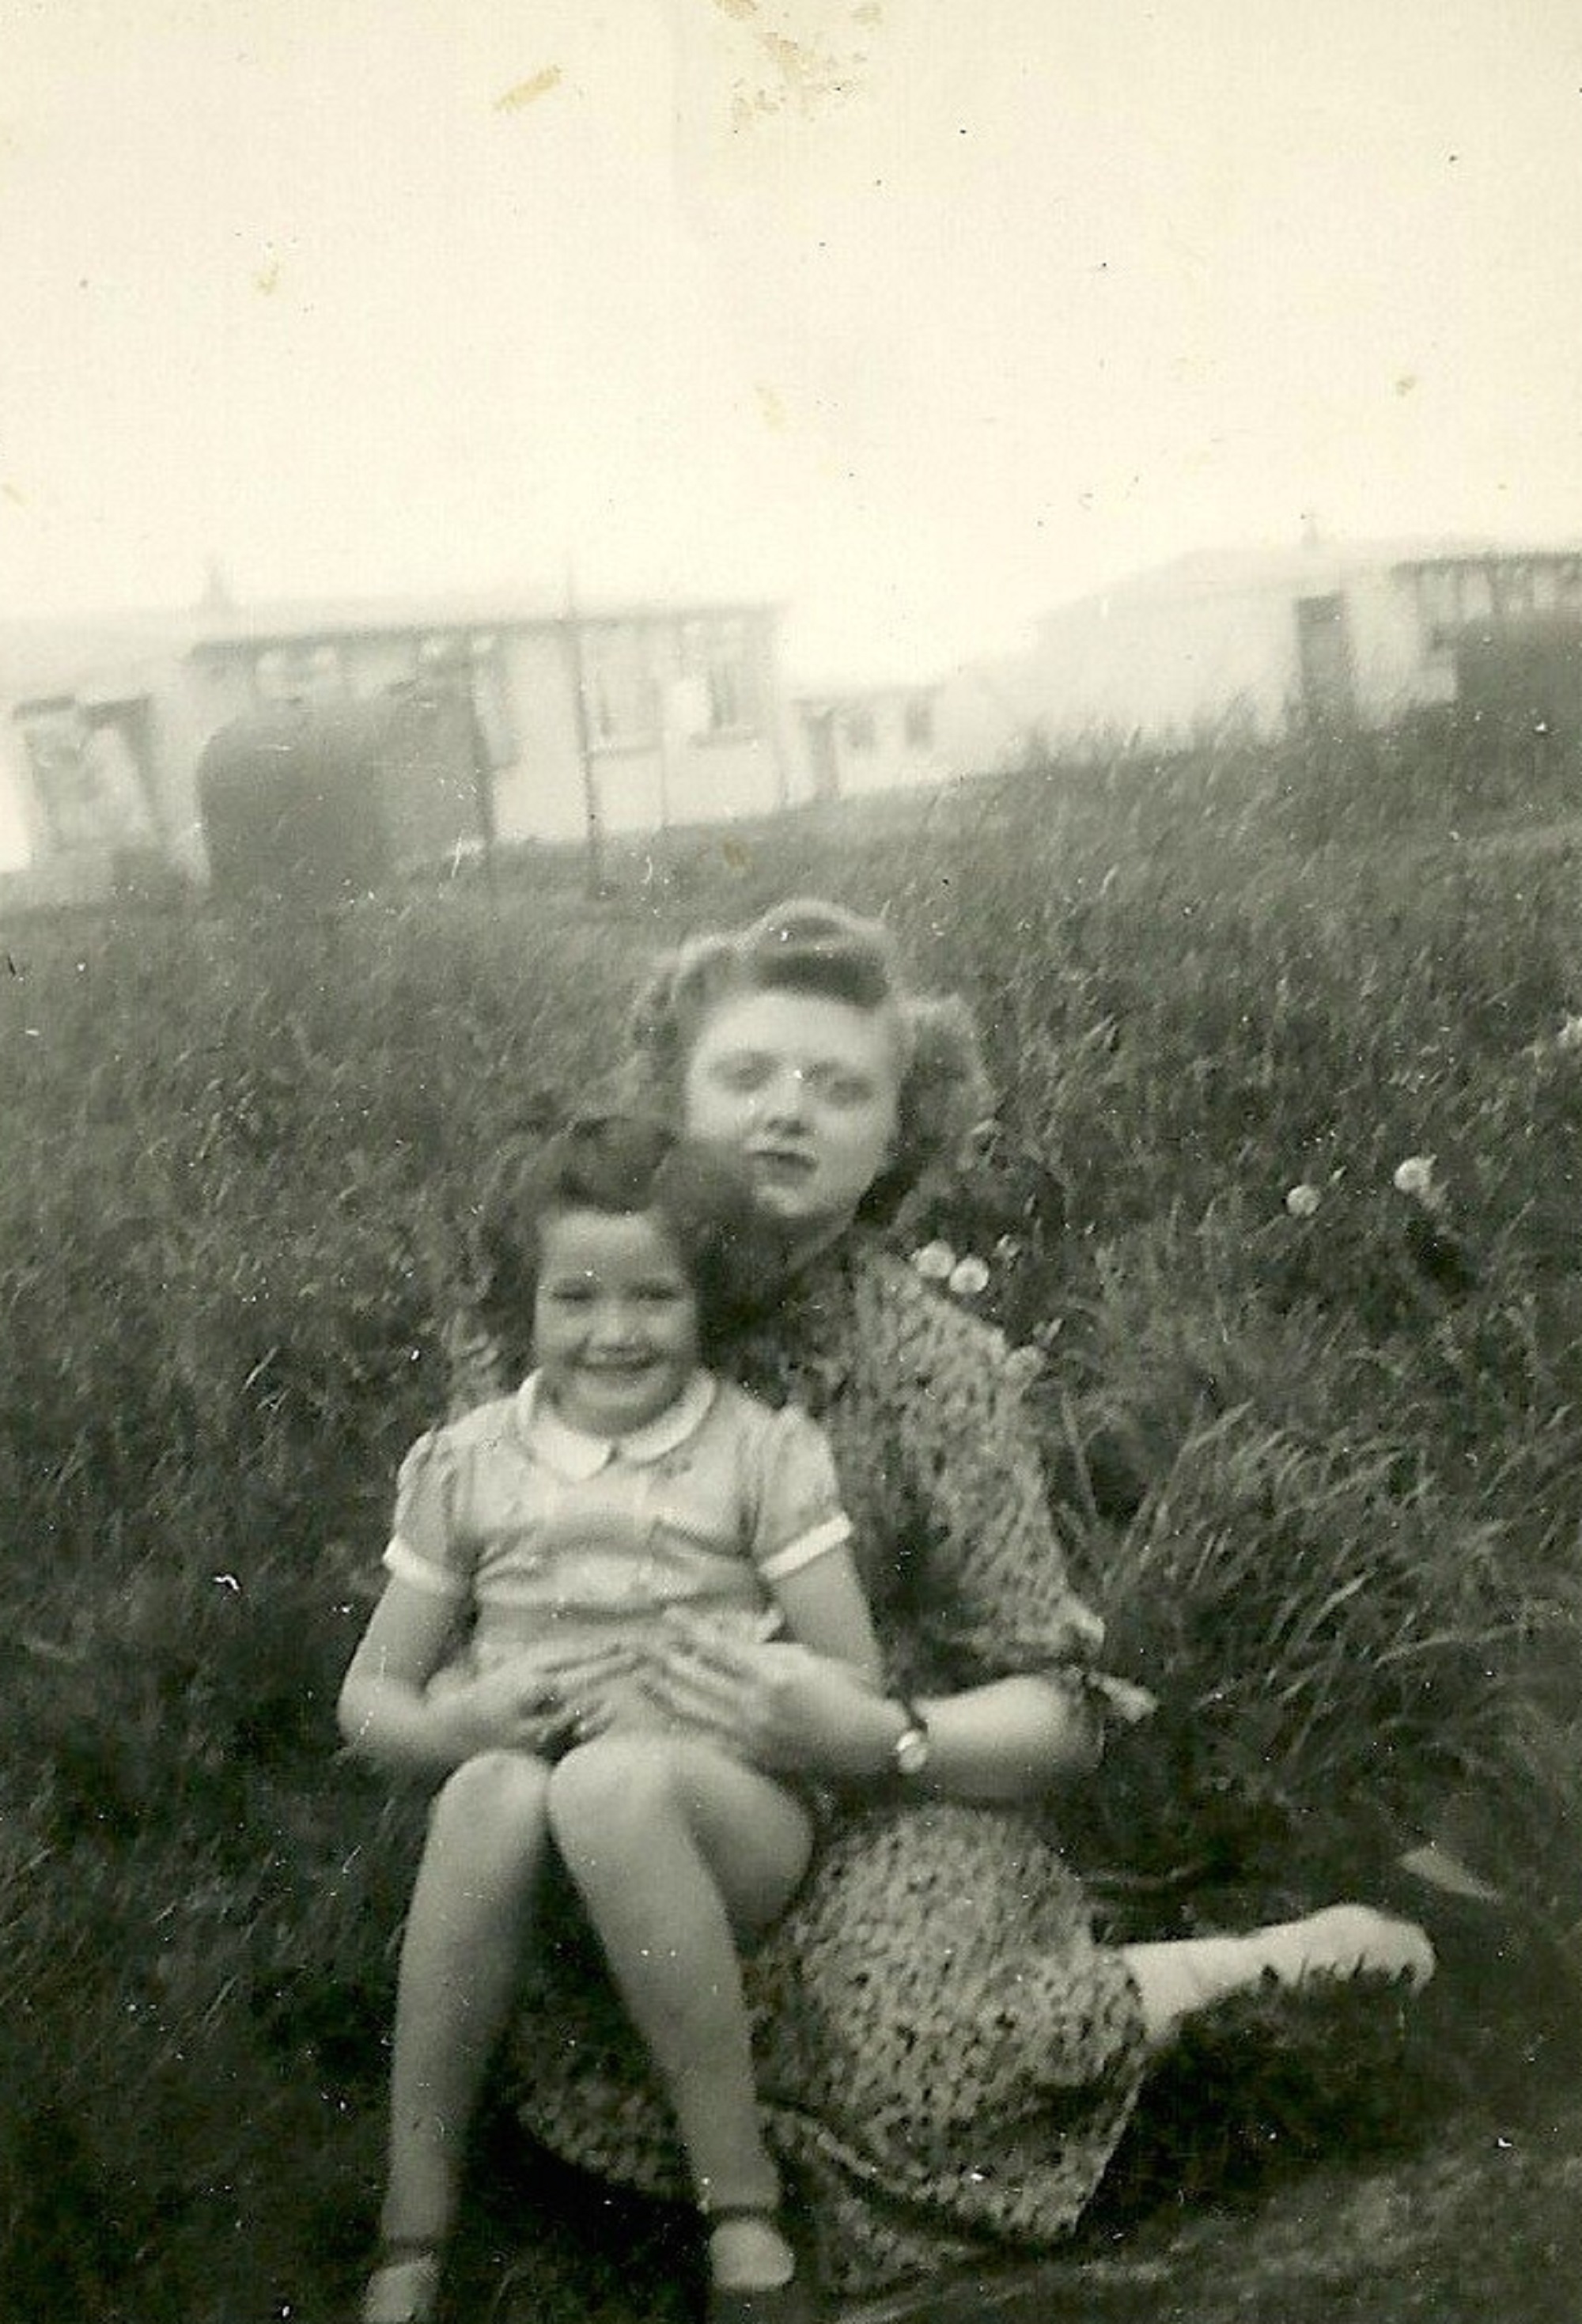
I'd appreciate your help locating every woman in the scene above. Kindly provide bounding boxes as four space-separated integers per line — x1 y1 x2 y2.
442 898 1434 2315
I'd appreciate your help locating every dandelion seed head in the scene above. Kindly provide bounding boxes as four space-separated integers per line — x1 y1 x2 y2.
1285 1183 1322 1219
1393 1155 1437 1200
948 1254 991 1298
911 1240 956 1281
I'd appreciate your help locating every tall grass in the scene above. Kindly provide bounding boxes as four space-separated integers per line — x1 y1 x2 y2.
3 717 1581 2318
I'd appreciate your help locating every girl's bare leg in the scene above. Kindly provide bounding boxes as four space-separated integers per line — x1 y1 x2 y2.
380 1750 554 2248
547 1734 813 2290
1122 1902 1436 2048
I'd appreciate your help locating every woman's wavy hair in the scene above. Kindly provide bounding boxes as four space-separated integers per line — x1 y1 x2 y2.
617 898 991 1226
471 1111 777 1374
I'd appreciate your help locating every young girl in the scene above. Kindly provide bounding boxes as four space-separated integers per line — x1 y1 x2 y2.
339 1113 883 2324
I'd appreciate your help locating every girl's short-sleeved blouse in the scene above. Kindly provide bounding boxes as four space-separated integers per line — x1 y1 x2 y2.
384 1368 851 1690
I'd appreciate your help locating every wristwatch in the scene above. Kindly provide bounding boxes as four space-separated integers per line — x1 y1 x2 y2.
890 1696 933 1779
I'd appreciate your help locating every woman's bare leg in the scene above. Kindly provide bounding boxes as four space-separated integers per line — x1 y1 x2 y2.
547 1734 813 2290
1122 1902 1436 2048
380 1750 554 2248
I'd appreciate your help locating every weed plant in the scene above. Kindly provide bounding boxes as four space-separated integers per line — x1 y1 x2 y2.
2 714 1580 2320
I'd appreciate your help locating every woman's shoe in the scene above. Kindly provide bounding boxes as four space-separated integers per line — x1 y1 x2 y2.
361 2239 444 2324
703 2208 821 2324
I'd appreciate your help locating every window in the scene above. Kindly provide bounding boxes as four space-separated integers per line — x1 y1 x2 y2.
417 631 467 676
581 624 657 748
255 642 345 703
903 694 936 748
842 704 876 752
680 618 759 736
17 699 156 854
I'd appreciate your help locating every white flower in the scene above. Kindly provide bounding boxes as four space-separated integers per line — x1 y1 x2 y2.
910 1240 956 1281
1392 1155 1438 1201
1285 1183 1322 1219
1557 1014 1582 1054
948 1254 991 1298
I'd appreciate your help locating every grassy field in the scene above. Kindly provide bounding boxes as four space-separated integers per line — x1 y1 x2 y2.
3 715 1582 2322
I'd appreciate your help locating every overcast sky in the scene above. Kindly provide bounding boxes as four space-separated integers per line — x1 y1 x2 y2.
2 0 1580 677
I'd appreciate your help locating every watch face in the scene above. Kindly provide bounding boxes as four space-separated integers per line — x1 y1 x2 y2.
894 1725 930 1777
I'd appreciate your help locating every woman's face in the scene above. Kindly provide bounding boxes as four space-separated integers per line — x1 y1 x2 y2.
682 987 903 1239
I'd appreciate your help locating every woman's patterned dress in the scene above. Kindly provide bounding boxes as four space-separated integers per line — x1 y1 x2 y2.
452 1236 1150 2296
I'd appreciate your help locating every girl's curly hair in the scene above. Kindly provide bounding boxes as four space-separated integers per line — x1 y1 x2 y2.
615 898 991 1224
471 1111 778 1375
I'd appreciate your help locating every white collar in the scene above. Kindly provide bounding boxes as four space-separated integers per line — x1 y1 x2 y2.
514 1368 717 1481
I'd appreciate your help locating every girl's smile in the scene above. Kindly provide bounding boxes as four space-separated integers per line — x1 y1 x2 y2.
532 1207 701 1438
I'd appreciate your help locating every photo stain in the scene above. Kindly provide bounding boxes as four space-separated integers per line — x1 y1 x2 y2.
495 66 564 113
713 1 873 126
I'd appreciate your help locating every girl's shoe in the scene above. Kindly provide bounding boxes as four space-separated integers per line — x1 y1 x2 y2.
361 2239 444 2324
703 2209 821 2324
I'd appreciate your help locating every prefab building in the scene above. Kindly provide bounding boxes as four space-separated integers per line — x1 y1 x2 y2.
1011 539 1582 748
183 596 797 861
2 590 798 908
792 682 945 800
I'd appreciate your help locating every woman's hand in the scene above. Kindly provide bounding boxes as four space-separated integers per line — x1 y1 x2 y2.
644 1615 1113 1800
642 1611 892 1777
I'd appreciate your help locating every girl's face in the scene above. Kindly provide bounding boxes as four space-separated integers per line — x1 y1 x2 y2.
533 1207 699 1437
682 988 903 1241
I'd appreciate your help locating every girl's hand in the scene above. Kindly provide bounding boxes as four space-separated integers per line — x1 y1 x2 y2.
437 1642 636 1759
643 1611 888 1776
339 1575 640 1780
